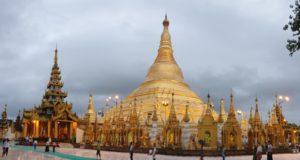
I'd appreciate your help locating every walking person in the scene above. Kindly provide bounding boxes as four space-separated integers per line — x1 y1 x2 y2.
256 143 263 160
252 145 257 160
4 139 9 157
129 142 134 160
152 143 157 160
52 141 56 152
267 141 273 160
2 139 7 157
96 141 101 160
45 141 49 152
221 146 226 160
33 139 37 150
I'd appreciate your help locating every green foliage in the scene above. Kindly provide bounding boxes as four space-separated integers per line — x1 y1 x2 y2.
284 0 300 56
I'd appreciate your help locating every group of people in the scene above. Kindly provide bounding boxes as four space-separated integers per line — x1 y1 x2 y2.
45 140 58 152
24 136 33 145
95 141 157 160
2 138 9 157
253 141 273 160
129 142 157 160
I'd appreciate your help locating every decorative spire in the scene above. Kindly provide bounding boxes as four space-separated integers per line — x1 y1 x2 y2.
152 104 158 122
205 93 212 115
254 97 261 122
167 92 178 123
118 101 124 121
182 101 190 122
249 106 253 125
160 14 172 49
228 92 236 117
145 15 184 82
218 98 226 123
54 47 58 66
43 47 67 105
87 94 95 111
133 98 138 118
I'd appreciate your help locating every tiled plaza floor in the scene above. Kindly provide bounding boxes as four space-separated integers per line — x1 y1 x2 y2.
2 145 300 160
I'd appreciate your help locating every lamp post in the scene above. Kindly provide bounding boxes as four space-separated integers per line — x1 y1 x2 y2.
276 95 290 107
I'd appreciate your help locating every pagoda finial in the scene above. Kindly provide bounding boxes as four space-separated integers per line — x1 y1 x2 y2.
218 98 226 123
182 101 190 122
228 92 235 117
54 47 58 65
254 97 260 122
163 14 169 27
249 106 253 125
159 14 172 49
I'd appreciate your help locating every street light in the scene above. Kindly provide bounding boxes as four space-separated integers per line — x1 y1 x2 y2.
277 95 290 106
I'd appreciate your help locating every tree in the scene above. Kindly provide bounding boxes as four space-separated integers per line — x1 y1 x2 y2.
284 0 300 56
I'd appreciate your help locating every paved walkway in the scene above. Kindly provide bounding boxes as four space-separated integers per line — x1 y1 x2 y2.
2 145 300 160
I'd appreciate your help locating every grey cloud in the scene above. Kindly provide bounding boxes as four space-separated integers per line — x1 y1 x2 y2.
0 0 299 124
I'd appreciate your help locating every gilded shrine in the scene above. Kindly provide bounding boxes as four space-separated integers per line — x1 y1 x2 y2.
22 48 78 140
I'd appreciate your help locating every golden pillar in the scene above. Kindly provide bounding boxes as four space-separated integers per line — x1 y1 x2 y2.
23 122 28 137
33 121 36 137
69 122 73 139
55 121 58 138
47 121 51 138
36 121 39 137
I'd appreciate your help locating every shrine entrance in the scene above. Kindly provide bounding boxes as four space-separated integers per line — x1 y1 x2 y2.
57 121 72 140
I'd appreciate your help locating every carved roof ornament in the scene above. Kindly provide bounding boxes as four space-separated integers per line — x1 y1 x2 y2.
167 92 178 124
218 98 227 123
182 101 190 123
152 104 158 122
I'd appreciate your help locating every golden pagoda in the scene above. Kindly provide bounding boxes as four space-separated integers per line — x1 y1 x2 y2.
222 93 243 150
23 48 78 140
197 94 218 149
248 98 266 148
83 94 97 123
119 15 218 123
96 16 298 151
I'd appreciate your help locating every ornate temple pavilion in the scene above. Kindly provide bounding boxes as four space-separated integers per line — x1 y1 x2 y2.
23 48 78 140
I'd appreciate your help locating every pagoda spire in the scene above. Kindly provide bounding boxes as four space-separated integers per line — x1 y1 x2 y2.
167 92 178 123
205 93 212 115
159 14 172 49
54 47 58 66
249 106 253 125
152 104 158 122
43 48 67 104
254 97 261 122
118 101 124 121
218 98 226 123
182 101 190 122
87 94 95 111
133 98 138 118
145 15 184 82
228 92 236 117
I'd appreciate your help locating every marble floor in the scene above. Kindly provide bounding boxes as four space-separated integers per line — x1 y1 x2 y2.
3 145 300 160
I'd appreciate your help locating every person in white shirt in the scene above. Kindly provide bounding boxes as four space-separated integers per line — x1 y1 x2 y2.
256 144 263 160
45 141 50 152
4 139 9 157
33 139 38 150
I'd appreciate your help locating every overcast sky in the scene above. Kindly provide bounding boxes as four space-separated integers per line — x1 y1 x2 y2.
0 0 299 124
